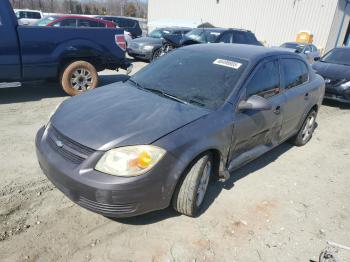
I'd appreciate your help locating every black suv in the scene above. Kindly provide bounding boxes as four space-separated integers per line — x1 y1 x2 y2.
96 16 142 38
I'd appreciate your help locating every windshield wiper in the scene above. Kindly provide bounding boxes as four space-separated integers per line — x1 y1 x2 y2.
143 87 189 105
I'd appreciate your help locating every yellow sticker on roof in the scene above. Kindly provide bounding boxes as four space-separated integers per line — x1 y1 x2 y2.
213 59 242 70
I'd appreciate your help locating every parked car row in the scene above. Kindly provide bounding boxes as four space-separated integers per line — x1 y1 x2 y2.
127 27 262 61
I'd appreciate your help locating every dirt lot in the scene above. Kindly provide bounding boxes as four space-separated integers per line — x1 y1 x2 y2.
1 61 350 262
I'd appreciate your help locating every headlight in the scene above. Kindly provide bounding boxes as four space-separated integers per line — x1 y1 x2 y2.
340 80 350 88
95 145 166 177
142 45 154 51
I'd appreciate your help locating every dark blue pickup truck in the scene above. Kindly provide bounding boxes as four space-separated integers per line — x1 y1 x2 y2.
0 0 132 95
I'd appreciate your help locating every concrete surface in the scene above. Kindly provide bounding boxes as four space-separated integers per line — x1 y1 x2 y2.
0 61 350 262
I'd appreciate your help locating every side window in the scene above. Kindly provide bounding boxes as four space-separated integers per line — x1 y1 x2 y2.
54 19 77 27
246 61 280 99
28 12 41 19
218 32 233 43
77 19 105 28
311 45 318 52
281 59 309 89
126 19 136 28
233 31 248 44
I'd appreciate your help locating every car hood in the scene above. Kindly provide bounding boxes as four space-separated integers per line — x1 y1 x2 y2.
312 61 350 80
131 37 162 45
51 82 209 151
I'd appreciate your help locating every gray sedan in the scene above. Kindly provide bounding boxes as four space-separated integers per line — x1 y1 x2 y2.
36 44 325 218
127 27 191 61
281 42 320 63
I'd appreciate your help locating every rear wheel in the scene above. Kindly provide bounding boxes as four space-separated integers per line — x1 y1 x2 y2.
60 61 98 96
289 109 317 146
172 154 213 217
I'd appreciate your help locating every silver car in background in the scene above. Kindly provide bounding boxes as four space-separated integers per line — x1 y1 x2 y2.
281 42 321 63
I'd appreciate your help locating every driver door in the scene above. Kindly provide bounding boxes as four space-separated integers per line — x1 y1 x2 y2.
228 58 285 169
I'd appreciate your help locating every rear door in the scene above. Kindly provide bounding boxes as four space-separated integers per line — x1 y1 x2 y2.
0 8 21 81
230 58 285 164
279 57 311 140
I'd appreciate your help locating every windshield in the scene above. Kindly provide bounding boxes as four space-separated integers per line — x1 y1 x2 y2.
321 48 350 66
35 16 59 26
130 49 247 110
185 29 221 43
149 29 171 38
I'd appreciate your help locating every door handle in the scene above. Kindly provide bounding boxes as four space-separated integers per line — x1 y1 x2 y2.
273 106 281 115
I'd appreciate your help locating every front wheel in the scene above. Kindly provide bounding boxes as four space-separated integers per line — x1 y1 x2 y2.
172 154 213 217
289 109 317 146
60 61 98 96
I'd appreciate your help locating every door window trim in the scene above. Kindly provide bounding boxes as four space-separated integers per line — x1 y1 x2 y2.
279 57 310 91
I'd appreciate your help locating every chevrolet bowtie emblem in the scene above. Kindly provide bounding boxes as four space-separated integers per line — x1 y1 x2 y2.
55 140 64 148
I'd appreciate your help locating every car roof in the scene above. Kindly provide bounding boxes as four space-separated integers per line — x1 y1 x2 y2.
182 44 301 62
55 15 112 23
159 27 192 31
97 16 138 21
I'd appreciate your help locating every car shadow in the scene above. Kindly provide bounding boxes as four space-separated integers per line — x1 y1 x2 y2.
322 99 350 109
0 74 129 105
114 143 293 225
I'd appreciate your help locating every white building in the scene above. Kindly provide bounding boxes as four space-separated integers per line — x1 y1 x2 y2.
148 0 350 52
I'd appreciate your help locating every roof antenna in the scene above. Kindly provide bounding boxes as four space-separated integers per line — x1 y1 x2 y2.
201 18 208 43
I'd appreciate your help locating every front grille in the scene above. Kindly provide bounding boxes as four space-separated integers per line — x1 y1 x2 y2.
78 196 137 215
47 125 95 164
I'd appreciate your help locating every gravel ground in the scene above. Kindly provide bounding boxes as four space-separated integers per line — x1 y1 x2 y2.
0 61 350 262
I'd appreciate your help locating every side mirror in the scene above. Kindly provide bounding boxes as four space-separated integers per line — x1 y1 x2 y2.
238 95 272 112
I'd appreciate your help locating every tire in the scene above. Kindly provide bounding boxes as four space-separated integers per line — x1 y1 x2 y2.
60 61 98 96
289 109 317 146
172 154 213 217
151 48 163 61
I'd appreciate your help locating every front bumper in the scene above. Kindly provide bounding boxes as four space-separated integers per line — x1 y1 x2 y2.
35 126 178 217
127 48 153 61
324 83 350 103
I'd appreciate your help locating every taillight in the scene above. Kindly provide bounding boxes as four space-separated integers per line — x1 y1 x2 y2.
115 34 126 50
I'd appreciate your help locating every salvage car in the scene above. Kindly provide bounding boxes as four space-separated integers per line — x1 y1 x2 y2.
36 44 325 218
152 27 263 60
313 47 350 103
0 0 131 96
127 27 192 61
281 42 320 63
14 9 43 26
96 16 143 38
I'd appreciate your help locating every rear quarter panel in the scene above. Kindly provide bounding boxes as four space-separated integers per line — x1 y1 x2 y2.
17 26 125 80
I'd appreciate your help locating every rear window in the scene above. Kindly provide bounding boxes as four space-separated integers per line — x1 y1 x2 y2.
53 19 77 27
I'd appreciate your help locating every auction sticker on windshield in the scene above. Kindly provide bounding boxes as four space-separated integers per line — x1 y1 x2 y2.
213 59 242 70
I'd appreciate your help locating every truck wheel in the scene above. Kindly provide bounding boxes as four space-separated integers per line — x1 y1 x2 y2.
172 153 213 217
289 109 317 146
60 61 98 96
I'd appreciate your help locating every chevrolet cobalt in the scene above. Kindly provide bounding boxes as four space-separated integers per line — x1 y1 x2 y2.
36 44 325 217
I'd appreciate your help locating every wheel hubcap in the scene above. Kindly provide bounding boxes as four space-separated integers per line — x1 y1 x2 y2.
70 68 93 91
196 161 212 207
302 114 315 141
